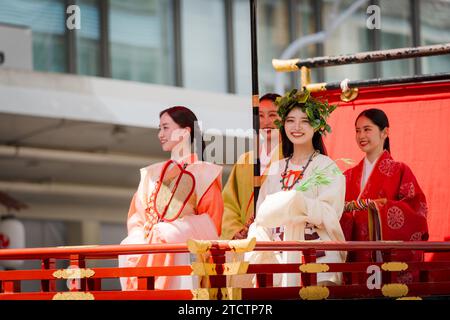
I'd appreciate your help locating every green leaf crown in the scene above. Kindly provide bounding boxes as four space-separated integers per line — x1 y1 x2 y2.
274 89 337 135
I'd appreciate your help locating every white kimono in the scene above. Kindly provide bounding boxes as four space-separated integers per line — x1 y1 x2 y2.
246 154 346 286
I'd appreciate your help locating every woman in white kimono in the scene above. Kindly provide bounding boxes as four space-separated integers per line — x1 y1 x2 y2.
246 89 346 287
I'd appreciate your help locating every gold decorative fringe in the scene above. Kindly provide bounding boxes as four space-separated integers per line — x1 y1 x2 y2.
340 87 359 102
187 239 212 254
381 284 409 298
52 292 95 300
299 286 329 300
228 237 256 253
191 262 217 276
223 262 249 275
397 296 422 300
191 288 218 300
381 262 408 272
221 287 242 300
52 268 95 279
299 263 330 273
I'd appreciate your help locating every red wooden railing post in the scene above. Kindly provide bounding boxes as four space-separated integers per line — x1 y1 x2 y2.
41 258 56 292
419 268 429 283
301 249 317 286
87 278 101 291
209 244 226 300
3 280 19 294
1 241 450 300
256 273 273 288
382 250 392 285
137 276 154 291
69 254 86 291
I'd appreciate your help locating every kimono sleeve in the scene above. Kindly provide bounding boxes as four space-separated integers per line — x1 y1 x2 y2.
221 163 245 240
118 190 148 281
255 161 346 242
198 177 224 236
122 191 147 246
378 164 429 241
300 171 346 241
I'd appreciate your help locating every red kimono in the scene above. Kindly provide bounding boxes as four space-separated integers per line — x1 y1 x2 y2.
341 151 428 282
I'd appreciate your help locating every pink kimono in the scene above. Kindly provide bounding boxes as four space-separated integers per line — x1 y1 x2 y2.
119 154 223 290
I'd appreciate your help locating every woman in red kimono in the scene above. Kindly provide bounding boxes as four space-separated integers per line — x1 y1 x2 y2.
341 108 428 283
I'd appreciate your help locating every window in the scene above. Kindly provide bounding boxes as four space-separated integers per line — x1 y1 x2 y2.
420 0 450 74
233 0 291 95
109 0 175 85
76 0 101 76
0 0 67 72
379 0 413 77
322 0 373 82
181 0 227 92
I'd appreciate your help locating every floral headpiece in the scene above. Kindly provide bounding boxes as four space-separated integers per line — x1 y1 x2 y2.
274 89 337 135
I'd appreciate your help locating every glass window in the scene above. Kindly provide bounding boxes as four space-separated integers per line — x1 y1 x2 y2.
257 0 291 94
232 0 251 95
322 0 373 83
233 0 291 95
295 0 315 41
181 0 227 93
0 0 67 72
379 0 414 77
109 0 175 85
420 0 450 74
76 0 101 76
294 0 316 81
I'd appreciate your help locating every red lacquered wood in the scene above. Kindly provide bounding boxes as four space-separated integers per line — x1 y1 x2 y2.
1 241 450 300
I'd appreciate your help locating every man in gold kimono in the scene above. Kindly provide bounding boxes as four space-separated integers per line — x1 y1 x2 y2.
221 93 282 240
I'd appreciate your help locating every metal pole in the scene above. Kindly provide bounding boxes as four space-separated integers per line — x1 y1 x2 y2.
273 43 450 71
250 0 261 217
303 72 450 92
99 0 111 77
65 0 77 74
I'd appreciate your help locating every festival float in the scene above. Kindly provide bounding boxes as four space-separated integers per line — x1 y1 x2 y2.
1 0 450 300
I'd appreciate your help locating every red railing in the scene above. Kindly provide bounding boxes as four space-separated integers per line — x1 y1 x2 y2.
0 241 449 300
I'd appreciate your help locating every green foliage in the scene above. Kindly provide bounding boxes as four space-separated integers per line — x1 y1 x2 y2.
275 88 337 136
296 163 339 192
295 158 354 192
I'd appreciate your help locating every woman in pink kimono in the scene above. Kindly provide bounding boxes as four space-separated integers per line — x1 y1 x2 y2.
119 106 223 290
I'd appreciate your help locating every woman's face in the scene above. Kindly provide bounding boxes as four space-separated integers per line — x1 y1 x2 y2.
355 115 387 154
158 112 188 152
283 107 314 146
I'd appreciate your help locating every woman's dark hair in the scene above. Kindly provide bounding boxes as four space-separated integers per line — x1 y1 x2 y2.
280 105 328 157
259 93 281 103
355 108 390 153
159 106 205 160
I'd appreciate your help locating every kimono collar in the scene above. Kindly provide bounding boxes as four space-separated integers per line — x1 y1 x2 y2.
358 149 391 169
377 150 392 162
171 153 198 166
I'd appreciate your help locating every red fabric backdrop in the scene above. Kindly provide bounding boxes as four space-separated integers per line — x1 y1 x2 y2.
313 81 450 261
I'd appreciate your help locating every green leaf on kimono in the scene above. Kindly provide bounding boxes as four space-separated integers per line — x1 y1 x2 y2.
331 167 342 175
296 162 342 192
